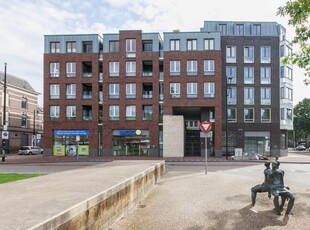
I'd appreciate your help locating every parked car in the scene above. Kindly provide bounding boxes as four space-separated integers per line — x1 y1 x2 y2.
295 145 307 151
18 146 43 155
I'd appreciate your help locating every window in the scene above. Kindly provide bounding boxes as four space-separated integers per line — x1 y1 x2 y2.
226 46 236 63
227 87 237 105
50 42 60 53
49 62 59 77
170 83 180 98
280 87 293 100
219 24 227 35
244 67 254 84
226 66 237 83
227 108 237 122
252 24 261 35
83 105 92 121
261 67 271 84
126 39 136 57
280 66 293 80
66 106 76 120
187 83 197 98
244 46 254 63
109 84 119 99
187 39 197 51
50 106 60 120
170 39 180 51
66 62 76 77
187 60 197 75
21 97 27 109
83 84 92 99
287 109 293 120
261 46 271 63
109 62 119 76
126 83 136 99
170 61 180 75
204 82 215 98
109 41 119 52
204 39 215 50
50 84 60 99
21 114 27 127
244 108 254 122
244 87 254 105
83 41 93 53
66 42 76 53
261 108 271 123
143 40 153 51
126 61 136 76
142 83 153 99
126 105 136 120
109 105 119 120
66 84 76 99
142 105 153 120
204 60 215 75
261 87 271 105
235 24 244 35
82 62 92 77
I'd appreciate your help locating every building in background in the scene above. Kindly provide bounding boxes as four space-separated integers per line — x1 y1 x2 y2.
43 20 293 157
201 21 293 157
0 72 43 153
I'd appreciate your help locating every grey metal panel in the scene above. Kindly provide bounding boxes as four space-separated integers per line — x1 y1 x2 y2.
163 31 221 51
102 34 119 52
44 34 102 53
142 33 162 52
201 21 281 36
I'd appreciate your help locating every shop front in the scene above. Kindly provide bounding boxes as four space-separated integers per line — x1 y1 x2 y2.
112 129 150 156
53 130 89 156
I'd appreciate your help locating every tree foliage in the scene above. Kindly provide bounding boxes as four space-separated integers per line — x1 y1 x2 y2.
293 98 310 142
277 0 310 84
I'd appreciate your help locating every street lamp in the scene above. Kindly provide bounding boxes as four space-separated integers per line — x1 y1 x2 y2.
2 63 7 162
225 75 233 160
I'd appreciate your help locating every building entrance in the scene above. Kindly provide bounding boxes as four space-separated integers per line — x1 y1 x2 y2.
185 130 200 156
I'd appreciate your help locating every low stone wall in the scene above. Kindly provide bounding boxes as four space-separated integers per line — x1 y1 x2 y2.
30 162 165 230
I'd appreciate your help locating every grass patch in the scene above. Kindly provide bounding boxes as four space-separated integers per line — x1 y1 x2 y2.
0 173 44 184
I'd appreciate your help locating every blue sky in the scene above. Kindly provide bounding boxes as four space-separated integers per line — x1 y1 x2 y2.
0 0 308 106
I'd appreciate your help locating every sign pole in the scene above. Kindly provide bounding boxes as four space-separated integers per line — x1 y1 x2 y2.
200 121 212 175
205 136 208 174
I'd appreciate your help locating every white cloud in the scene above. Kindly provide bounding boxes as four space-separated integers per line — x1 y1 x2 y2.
0 0 308 106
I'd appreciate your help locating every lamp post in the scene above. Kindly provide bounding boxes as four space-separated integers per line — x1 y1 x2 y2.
33 109 36 146
225 76 233 160
2 63 7 162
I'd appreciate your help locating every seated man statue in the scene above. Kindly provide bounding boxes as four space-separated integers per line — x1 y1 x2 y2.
251 162 271 206
269 161 295 215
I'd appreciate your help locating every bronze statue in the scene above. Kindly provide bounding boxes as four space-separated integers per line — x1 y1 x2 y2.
251 161 295 215
251 162 271 206
269 161 295 215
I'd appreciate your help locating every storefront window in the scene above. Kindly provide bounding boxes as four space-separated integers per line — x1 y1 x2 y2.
53 130 89 156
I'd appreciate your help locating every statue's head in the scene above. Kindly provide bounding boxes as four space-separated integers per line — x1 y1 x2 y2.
272 161 279 170
264 162 270 168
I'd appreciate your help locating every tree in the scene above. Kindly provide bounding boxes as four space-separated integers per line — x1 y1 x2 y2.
277 0 310 85
293 98 310 145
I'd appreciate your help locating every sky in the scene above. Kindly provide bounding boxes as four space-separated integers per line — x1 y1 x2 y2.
0 0 308 107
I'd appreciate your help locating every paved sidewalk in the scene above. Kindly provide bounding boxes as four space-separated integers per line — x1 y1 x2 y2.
0 160 163 230
112 170 310 230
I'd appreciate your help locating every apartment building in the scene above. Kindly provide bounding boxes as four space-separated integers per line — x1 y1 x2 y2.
0 72 43 153
201 21 293 157
43 20 293 157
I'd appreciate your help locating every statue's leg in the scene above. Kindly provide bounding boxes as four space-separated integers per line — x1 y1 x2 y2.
285 193 295 215
273 195 281 215
251 185 262 206
280 194 286 209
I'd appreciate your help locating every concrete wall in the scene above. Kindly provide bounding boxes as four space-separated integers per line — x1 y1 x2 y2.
163 115 184 157
30 162 165 230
